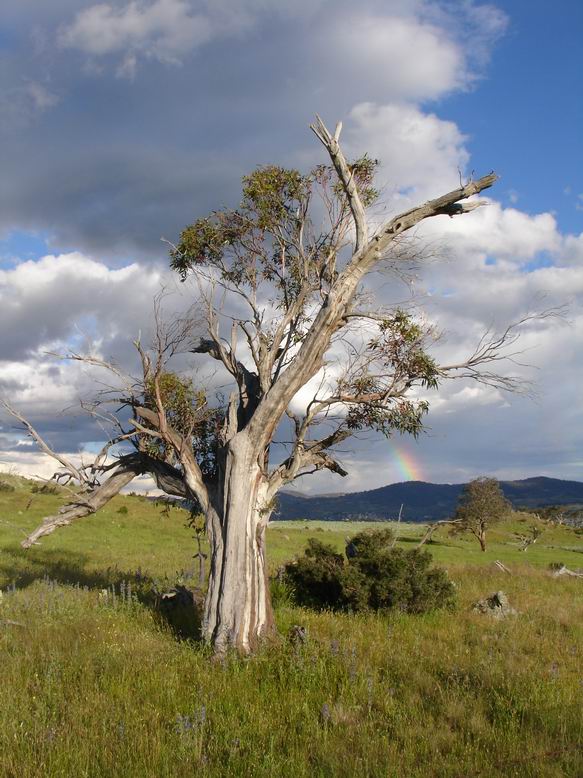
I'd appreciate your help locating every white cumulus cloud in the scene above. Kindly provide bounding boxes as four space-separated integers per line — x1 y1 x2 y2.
58 0 214 76
346 102 470 200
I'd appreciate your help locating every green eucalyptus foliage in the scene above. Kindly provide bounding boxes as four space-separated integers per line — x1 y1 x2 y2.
169 159 441 449
373 310 439 390
142 372 222 477
170 158 379 292
284 528 455 614
314 153 380 207
338 308 439 437
241 166 309 229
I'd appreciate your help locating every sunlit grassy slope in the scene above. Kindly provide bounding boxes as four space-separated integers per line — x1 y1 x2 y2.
1 473 582 777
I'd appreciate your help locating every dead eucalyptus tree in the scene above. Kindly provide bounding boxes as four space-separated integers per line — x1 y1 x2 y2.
4 117 525 654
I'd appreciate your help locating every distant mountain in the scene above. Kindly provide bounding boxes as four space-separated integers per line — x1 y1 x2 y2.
274 476 583 523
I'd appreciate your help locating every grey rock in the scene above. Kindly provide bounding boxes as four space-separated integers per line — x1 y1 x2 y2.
472 590 517 619
288 624 308 646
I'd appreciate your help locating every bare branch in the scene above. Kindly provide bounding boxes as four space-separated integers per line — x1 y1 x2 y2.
310 115 368 252
0 400 89 487
192 337 238 377
364 173 497 259
417 519 462 548
268 422 351 497
438 310 564 394
19 450 192 549
59 352 133 391
134 405 209 509
21 455 144 548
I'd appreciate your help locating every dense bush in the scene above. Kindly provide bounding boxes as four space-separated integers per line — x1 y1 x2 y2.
0 480 15 492
283 528 455 614
283 537 345 610
30 482 59 495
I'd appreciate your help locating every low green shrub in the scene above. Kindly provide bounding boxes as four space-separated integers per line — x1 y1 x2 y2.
269 577 295 608
117 506 129 515
284 537 344 610
0 480 15 493
30 482 59 495
283 528 455 614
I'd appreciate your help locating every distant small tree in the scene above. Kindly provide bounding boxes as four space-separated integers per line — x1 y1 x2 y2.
451 477 510 552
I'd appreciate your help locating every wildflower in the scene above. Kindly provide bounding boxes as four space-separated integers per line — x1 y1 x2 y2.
175 714 193 734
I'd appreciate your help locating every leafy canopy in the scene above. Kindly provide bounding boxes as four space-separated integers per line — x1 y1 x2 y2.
453 477 511 531
170 159 378 296
168 157 440 447
142 372 222 477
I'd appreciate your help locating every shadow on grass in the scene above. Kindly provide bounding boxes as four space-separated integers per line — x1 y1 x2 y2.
0 544 204 642
397 535 455 547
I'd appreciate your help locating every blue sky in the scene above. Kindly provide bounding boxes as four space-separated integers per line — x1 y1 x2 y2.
0 0 582 491
443 0 583 233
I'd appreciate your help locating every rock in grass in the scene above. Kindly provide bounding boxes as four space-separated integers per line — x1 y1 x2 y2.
288 624 308 646
472 590 517 619
158 585 205 615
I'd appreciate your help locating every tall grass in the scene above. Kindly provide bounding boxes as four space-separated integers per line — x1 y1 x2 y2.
0 475 582 776
1 568 581 777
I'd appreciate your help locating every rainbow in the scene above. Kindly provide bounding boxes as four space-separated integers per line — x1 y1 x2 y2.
389 444 423 482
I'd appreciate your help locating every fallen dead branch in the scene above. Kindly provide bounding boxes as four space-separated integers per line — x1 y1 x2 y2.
550 564 583 578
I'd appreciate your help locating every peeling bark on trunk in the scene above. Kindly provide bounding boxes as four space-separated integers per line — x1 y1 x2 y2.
202 434 275 654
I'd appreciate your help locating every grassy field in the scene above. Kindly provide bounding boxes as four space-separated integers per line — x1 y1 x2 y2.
1 473 582 777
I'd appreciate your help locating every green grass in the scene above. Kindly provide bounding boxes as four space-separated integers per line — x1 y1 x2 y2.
1 474 582 777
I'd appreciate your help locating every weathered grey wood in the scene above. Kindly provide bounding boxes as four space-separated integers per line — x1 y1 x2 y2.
417 518 462 548
0 400 87 486
19 453 188 548
20 457 144 548
551 565 583 578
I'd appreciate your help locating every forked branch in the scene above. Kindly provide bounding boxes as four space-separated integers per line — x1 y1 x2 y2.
310 115 368 252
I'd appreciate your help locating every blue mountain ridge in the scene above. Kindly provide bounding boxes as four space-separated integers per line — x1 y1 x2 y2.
274 476 583 522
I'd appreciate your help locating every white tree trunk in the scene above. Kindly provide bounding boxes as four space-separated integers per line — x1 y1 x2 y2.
202 434 275 654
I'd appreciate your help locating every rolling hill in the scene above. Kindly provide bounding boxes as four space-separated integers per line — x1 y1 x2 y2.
275 476 583 522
